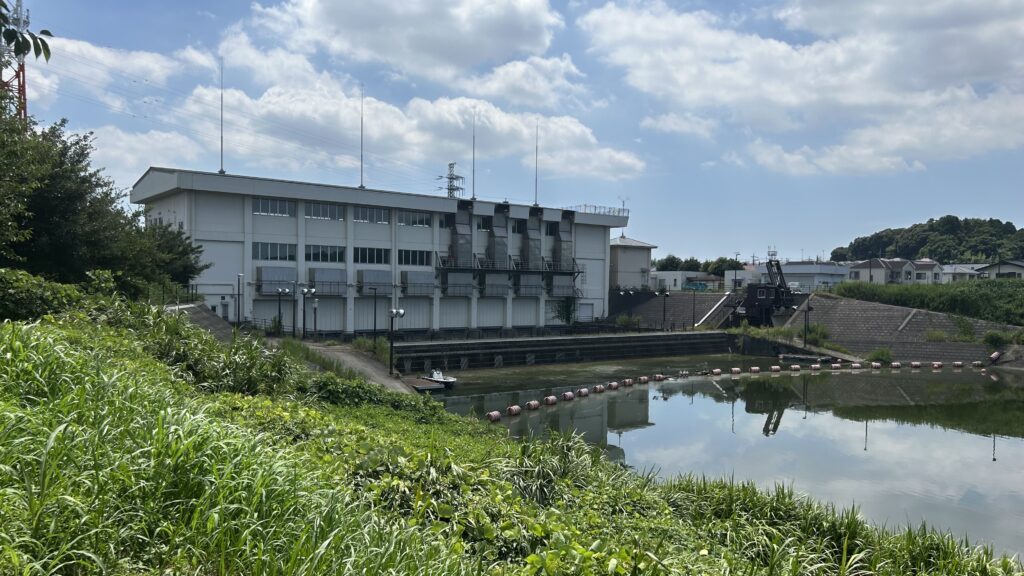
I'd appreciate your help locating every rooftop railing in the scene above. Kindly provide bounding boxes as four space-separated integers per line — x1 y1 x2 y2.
563 204 629 217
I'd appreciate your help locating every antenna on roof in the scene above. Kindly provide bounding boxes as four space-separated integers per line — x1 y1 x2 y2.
617 195 629 237
359 83 365 189
533 120 539 206
218 57 225 174
471 107 477 200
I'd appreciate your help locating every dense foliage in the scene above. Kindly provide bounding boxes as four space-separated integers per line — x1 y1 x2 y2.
653 254 743 277
834 279 1024 327
0 275 1020 574
831 215 1024 262
0 115 209 296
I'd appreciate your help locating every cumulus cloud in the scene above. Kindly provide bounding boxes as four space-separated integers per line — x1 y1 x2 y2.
252 0 564 82
640 113 717 140
458 54 585 108
87 126 202 188
579 0 1024 175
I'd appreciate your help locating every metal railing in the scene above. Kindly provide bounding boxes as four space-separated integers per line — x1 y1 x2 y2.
563 204 629 217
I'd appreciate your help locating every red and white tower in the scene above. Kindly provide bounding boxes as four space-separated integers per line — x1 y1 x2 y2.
1 0 30 120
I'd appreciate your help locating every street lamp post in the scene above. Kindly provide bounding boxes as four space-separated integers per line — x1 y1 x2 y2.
370 287 378 339
275 287 290 335
236 273 244 326
691 287 696 331
301 287 316 338
313 298 319 340
388 308 405 375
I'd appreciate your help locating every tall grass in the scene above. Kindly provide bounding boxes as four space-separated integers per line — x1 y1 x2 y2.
0 289 1021 575
352 335 389 363
834 279 1024 326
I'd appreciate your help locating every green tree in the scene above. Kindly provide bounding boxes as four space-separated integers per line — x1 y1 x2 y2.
680 257 701 271
0 92 48 259
829 246 850 262
703 257 744 277
655 254 684 271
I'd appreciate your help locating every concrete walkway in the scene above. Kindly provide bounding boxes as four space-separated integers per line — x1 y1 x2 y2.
303 342 413 394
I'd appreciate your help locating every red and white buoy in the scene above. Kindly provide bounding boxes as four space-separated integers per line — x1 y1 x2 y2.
560 391 575 401
506 405 522 416
638 376 649 384
609 381 620 390
623 378 635 387
770 365 782 373
593 384 606 393
952 361 963 368
486 411 501 422
790 365 801 372
972 361 983 368
526 400 541 410
870 362 882 369
576 387 590 397
932 361 943 369
850 363 862 370
731 367 742 375
810 364 821 371
653 374 666 381
831 363 842 370
910 361 922 369
891 362 902 369
712 368 722 376
750 366 761 373
543 395 558 405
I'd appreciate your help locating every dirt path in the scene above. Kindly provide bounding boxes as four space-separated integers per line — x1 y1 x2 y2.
304 343 413 394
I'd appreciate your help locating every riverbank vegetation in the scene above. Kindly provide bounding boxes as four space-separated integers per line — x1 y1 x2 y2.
833 279 1024 327
1 271 1021 574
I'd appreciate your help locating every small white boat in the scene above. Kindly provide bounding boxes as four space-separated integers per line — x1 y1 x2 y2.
422 369 457 389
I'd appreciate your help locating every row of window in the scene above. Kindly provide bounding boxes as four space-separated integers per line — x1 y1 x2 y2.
306 244 344 263
253 241 297 261
397 249 432 266
353 247 390 264
253 198 562 236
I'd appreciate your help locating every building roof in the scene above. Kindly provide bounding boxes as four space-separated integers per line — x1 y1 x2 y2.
609 235 657 249
976 260 1024 271
130 166 630 228
940 264 982 275
912 259 940 270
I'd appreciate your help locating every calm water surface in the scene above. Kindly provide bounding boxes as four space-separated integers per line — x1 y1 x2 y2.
440 356 1024 556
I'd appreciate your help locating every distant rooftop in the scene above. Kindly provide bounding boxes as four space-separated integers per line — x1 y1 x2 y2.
610 235 657 249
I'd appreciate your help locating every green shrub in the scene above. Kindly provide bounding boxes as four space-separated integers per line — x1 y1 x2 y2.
0 268 83 321
834 280 1024 326
803 323 830 347
353 335 390 363
865 348 894 363
983 331 1012 350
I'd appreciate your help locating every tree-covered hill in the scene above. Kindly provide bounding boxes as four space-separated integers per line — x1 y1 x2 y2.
830 216 1024 262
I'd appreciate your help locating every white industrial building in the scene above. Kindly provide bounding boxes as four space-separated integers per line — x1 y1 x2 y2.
131 167 628 337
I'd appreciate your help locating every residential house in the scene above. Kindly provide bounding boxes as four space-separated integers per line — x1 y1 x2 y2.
758 260 851 292
940 264 985 283
976 260 1024 279
610 235 656 290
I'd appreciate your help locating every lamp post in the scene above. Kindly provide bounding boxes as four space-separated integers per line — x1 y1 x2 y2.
691 287 696 330
658 289 670 331
388 308 405 375
313 298 319 340
291 282 297 338
370 286 378 338
803 303 814 345
275 287 290 335
236 273 244 326
301 287 316 338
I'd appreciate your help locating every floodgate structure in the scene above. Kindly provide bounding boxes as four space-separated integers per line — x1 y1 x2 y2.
132 167 628 338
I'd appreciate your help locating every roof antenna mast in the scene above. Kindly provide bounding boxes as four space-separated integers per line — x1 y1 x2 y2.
533 120 539 206
471 107 477 200
218 57 225 174
359 83 365 188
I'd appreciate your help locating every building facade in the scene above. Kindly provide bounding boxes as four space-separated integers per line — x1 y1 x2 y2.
757 260 851 292
976 260 1024 279
609 235 656 290
131 168 628 335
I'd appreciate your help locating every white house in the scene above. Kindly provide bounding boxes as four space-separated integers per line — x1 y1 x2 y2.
131 167 628 335
757 260 850 292
977 260 1024 279
609 235 656 290
940 263 985 283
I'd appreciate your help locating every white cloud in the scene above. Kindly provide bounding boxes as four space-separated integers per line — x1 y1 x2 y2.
252 0 564 82
23 63 60 109
459 54 585 108
579 0 1024 174
87 126 202 188
640 112 717 140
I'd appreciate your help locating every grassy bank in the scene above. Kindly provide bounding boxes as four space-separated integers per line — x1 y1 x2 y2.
1 281 1021 573
833 279 1024 327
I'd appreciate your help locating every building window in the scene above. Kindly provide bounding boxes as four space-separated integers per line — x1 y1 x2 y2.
476 216 492 231
353 206 390 224
398 249 432 266
511 219 526 234
915 272 925 280
252 242 296 261
545 221 559 236
396 210 431 227
439 213 455 229
253 197 296 217
305 201 343 220
305 244 344 263
353 247 390 264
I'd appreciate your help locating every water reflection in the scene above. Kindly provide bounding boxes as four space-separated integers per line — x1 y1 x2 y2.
443 365 1024 555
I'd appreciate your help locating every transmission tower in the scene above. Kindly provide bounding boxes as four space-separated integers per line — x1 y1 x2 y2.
0 0 29 120
437 162 465 198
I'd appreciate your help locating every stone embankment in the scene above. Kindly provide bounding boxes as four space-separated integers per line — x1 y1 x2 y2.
788 294 1019 363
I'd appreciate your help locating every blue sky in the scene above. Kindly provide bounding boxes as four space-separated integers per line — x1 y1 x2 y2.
21 0 1024 261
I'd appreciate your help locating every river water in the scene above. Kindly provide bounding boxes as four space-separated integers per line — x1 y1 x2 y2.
440 355 1024 556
